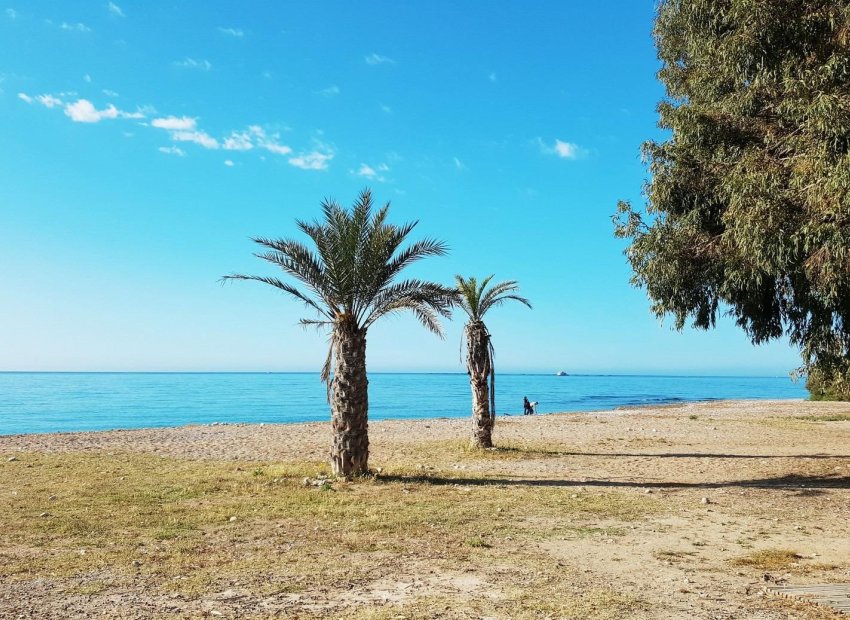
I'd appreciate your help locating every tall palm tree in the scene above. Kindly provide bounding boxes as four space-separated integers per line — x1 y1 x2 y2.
225 190 457 476
456 275 531 448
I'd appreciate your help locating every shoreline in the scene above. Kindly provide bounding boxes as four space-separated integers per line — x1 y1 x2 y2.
1 398 837 465
0 397 809 440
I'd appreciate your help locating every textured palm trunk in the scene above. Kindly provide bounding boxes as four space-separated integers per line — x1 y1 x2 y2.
330 318 369 476
466 321 493 448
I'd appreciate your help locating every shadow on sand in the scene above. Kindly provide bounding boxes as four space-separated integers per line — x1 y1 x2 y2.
376 472 850 491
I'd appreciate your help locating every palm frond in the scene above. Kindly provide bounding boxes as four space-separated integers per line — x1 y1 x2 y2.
364 279 457 331
480 293 533 316
221 274 331 319
226 189 453 384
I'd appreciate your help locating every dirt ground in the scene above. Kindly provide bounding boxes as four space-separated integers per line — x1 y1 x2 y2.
1 399 849 619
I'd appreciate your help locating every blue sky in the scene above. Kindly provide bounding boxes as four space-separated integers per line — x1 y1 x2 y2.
0 1 801 375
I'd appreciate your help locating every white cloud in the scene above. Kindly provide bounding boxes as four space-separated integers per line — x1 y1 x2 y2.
6 8 16 19
218 27 243 37
64 99 119 122
537 137 585 160
365 53 395 66
220 125 292 155
107 2 124 17
102 89 119 97
174 58 211 71
171 130 218 149
262 142 292 155
357 164 378 179
151 116 196 130
289 150 333 170
35 94 63 108
158 145 185 156
17 92 32 103
316 85 340 96
61 22 91 33
222 129 253 151
355 162 388 181
224 159 235 167
554 140 579 158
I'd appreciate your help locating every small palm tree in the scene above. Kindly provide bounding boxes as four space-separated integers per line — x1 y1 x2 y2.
456 275 531 448
225 190 457 475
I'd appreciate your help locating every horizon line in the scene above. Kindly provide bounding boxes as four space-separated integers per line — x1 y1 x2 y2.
0 370 796 379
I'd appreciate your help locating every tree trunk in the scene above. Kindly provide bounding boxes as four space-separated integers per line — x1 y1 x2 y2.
466 321 493 448
330 318 369 476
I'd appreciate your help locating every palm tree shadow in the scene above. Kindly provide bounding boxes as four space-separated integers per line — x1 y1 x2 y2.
376 472 850 490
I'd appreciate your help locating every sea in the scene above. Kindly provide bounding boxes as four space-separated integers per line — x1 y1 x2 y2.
0 372 808 436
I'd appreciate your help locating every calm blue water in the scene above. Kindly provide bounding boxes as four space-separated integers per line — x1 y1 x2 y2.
0 372 807 436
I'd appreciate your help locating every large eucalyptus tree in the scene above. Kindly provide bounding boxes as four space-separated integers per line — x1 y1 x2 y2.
225 190 457 475
455 276 531 448
614 0 850 399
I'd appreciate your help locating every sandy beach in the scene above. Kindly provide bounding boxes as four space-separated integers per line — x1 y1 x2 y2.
2 399 849 619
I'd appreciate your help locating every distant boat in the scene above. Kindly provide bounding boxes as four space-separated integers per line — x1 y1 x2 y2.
555 371 568 376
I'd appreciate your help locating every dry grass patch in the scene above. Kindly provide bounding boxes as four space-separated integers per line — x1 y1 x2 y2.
732 548 803 570
795 412 850 422
403 438 574 464
1 451 662 617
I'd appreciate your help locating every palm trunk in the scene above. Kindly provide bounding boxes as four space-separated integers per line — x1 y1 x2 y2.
466 321 493 448
330 318 369 476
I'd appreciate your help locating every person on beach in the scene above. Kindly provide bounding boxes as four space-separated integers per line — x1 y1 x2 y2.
523 396 533 415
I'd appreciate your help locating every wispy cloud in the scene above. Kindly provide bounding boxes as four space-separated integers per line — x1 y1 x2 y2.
65 99 118 122
36 94 62 108
221 126 291 155
224 159 235 167
536 137 586 160
355 162 389 182
151 115 216 148
103 89 119 97
218 27 243 38
489 72 497 83
22 91 146 122
107 2 124 17
261 142 291 155
60 22 91 33
151 116 196 130
365 53 395 66
174 58 212 71
289 150 333 171
379 103 392 114
6 8 16 19
22 88 329 169
83 74 92 83
222 130 253 151
316 85 340 97
171 130 218 149
158 145 185 157
453 157 465 170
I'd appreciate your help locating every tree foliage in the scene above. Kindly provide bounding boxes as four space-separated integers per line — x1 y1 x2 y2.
225 189 457 387
614 0 850 398
455 275 531 444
